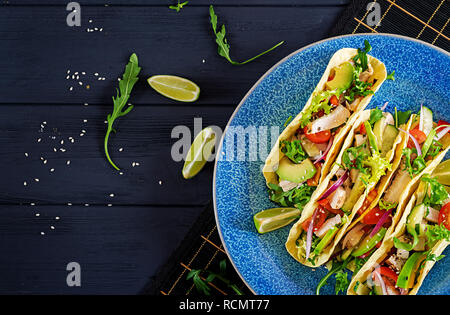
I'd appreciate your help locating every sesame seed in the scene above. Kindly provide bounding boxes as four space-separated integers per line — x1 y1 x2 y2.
36 213 40 217
66 75 70 80
118 148 123 152
30 203 35 206
66 160 70 165
119 172 123 175
159 180 163 185
24 181 27 186
60 148 66 152
74 72 78 75
85 203 89 206
69 87 73 91
53 148 57 152
50 226 55 230
94 73 99 76
60 140 64 145
67 70 70 74
24 153 28 157
84 103 88 106
34 178 39 182
81 130 86 133
80 133 84 137
79 82 83 86
50 168 55 172
37 138 41 143
55 217 60 220
109 193 114 197
82 72 86 75
67 203 72 206
83 119 87 123
107 204 112 207
40 232 45 235
43 160 47 164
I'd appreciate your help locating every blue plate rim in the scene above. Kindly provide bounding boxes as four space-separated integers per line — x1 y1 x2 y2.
212 33 450 295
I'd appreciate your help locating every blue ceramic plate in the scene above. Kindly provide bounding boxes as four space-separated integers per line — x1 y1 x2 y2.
213 34 450 295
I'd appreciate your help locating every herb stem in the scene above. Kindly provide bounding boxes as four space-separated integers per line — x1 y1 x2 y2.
104 125 120 171
238 41 285 65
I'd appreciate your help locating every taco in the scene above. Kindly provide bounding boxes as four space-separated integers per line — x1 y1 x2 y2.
263 41 387 211
347 173 450 295
285 106 404 267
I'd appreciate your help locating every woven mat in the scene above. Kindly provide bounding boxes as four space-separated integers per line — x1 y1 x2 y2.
143 0 450 295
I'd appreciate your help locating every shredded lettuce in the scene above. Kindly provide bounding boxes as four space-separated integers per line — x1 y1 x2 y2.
299 90 342 128
360 154 392 187
280 139 307 163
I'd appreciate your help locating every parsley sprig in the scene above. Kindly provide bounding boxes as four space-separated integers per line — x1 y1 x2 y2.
280 140 307 164
104 53 141 170
209 5 284 65
268 183 315 208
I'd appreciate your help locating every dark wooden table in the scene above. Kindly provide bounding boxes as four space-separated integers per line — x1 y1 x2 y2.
0 0 348 294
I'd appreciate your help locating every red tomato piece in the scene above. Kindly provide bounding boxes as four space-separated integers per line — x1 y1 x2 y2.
362 206 392 226
407 128 427 149
329 95 339 106
438 202 450 231
303 126 331 144
301 206 328 232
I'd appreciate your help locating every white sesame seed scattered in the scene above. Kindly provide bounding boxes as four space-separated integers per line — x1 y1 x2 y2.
37 138 41 142
66 75 70 80
100 28 103 32
81 130 86 133
119 172 123 175
40 157 44 160
74 72 78 75
67 70 70 74
34 178 39 182
60 140 64 145
135 162 140 166
36 213 40 217
104 120 108 124
50 226 55 230
94 73 99 76
24 181 27 186
80 133 84 137
84 103 88 106
71 139 75 143
85 203 89 206
40 232 45 235
30 203 35 206
107 204 112 207
119 148 123 152
60 148 66 152
50 168 55 172
132 162 136 167
202 59 206 63
159 180 163 185
72 75 75 79
43 160 47 164
42 121 47 125
66 160 71 165
67 203 72 206
79 82 83 86
53 148 57 152
24 153 28 157
109 193 114 197
94 28 98 31
69 87 73 91
89 19 92 23
83 119 88 123
82 72 86 75
55 216 60 220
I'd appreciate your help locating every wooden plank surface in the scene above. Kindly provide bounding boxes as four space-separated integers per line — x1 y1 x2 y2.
0 6 342 105
0 1 346 294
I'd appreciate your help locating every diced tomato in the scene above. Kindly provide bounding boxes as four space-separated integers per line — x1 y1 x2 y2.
359 123 366 135
438 202 450 231
303 126 331 144
357 189 378 215
317 198 344 216
301 206 328 232
329 95 339 106
361 206 392 226
328 72 335 81
377 266 398 283
307 163 321 187
407 128 427 149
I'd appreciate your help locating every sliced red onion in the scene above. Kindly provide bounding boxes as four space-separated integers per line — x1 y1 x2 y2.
399 128 421 156
435 125 450 141
313 136 334 164
373 268 388 295
320 170 349 200
305 208 319 259
380 101 389 111
369 208 393 237
419 104 424 132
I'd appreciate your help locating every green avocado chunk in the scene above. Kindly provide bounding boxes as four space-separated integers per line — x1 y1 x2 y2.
325 62 355 91
276 157 316 183
351 227 386 257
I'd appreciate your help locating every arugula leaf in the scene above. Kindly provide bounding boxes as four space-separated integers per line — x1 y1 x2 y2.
316 258 351 295
268 183 315 208
386 70 395 81
283 115 293 127
335 271 349 295
402 147 426 177
280 140 307 164
342 145 369 174
344 68 374 103
104 53 141 170
353 40 372 71
186 269 211 295
421 175 448 207
169 0 188 12
209 5 284 65
369 108 383 126
394 108 412 127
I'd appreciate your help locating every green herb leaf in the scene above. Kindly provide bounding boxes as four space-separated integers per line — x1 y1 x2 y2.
169 0 188 12
386 70 395 81
268 183 315 208
369 108 383 126
394 108 412 127
353 40 372 71
421 175 448 207
426 224 450 243
280 140 307 164
299 89 341 127
379 199 397 211
209 5 284 65
316 258 351 295
335 271 349 295
104 53 141 170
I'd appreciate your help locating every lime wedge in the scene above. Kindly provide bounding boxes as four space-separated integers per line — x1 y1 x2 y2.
182 127 216 179
148 75 200 102
432 159 450 186
253 207 301 234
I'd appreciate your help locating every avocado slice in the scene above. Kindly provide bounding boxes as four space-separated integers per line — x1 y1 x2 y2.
314 226 339 255
373 116 387 151
276 157 316 183
325 62 355 91
342 173 366 213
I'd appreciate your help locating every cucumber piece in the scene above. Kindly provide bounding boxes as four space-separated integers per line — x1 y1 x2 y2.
351 227 386 257
342 173 366 213
396 251 425 289
314 226 338 255
300 137 320 158
421 106 433 136
373 117 387 151
381 124 399 157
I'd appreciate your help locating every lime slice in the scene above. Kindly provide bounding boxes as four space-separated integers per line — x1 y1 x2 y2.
182 127 216 179
432 159 450 186
253 207 301 234
148 75 200 102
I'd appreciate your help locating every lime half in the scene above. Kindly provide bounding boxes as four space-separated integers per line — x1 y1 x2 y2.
432 159 450 186
148 75 200 102
182 127 216 179
253 207 301 234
